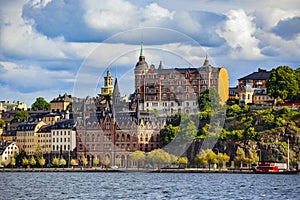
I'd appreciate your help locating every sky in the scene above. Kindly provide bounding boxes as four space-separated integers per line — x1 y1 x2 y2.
0 0 300 106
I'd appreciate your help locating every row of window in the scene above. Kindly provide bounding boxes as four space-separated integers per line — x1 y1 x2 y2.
52 144 70 151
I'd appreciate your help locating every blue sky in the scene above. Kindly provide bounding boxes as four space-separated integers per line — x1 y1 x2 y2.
0 0 299 106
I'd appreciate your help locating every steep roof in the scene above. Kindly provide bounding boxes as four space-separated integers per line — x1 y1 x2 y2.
238 68 270 80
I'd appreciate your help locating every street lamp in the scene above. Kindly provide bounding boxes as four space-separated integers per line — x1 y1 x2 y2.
257 149 262 162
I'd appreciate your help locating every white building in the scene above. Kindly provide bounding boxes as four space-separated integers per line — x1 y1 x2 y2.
0 141 19 167
51 119 76 157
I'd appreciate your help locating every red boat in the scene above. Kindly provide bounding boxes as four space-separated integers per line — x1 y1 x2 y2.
254 162 299 174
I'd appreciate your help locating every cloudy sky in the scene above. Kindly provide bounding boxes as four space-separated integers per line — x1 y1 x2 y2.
1 0 299 106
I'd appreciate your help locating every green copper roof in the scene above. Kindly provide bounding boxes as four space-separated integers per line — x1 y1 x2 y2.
140 42 143 57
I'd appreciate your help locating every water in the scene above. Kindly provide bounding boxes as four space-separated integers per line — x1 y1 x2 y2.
0 172 299 199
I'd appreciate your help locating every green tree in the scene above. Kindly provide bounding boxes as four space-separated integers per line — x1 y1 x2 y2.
31 97 50 110
194 150 208 168
147 149 170 169
30 156 36 168
93 157 99 166
267 66 299 101
12 111 30 123
234 147 247 168
130 150 145 169
38 157 46 168
52 157 59 168
198 88 221 112
160 124 179 146
60 158 67 169
178 157 188 168
176 113 198 142
0 118 5 128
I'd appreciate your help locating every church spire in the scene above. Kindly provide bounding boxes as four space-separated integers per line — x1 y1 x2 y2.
203 54 209 66
140 42 144 57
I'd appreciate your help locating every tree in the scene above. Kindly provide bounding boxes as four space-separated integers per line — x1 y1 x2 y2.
160 124 179 146
12 111 30 123
30 156 36 168
218 153 230 169
10 157 16 168
234 147 247 168
206 149 218 170
70 159 77 168
1 160 7 168
267 66 299 101
93 157 99 166
0 118 5 128
22 157 29 168
52 157 59 169
39 157 46 168
130 150 145 169
147 149 170 169
31 97 50 110
60 158 67 169
198 88 221 112
178 157 188 168
194 150 208 168
248 150 259 166
82 157 88 167
115 157 121 167
104 156 110 168
176 113 198 142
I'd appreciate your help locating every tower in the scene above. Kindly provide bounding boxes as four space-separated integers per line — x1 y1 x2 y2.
101 68 114 95
134 43 148 101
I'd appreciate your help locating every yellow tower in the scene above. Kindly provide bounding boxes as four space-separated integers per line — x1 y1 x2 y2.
101 68 114 95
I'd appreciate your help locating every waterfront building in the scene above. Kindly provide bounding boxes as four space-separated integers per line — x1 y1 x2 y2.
238 68 274 105
15 121 46 155
0 141 19 167
134 46 229 116
51 119 76 159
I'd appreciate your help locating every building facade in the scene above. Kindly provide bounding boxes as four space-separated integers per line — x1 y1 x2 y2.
238 68 274 105
134 47 229 116
0 141 19 167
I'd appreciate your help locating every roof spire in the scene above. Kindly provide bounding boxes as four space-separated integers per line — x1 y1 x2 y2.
140 42 144 57
204 54 209 66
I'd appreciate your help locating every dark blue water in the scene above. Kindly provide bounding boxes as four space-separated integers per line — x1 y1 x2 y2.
0 172 299 199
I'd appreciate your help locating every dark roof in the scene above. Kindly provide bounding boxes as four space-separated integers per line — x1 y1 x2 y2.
17 121 41 131
238 68 270 81
0 141 13 155
52 119 75 129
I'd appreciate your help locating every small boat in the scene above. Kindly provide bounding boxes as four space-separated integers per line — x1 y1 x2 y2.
254 161 299 174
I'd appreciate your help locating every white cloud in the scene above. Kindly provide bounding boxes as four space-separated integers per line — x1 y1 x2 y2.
83 0 175 31
217 9 263 59
29 0 53 9
0 61 75 90
0 0 97 60
83 0 139 31
255 7 300 30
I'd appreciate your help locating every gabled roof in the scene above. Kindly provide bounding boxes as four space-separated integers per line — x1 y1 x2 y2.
238 68 270 80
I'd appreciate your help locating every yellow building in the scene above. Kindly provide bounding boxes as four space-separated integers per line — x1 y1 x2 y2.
101 69 114 95
43 113 62 125
50 93 72 112
16 121 46 155
37 125 52 155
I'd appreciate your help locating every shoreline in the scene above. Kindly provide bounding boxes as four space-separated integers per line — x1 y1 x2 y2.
1 168 299 174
